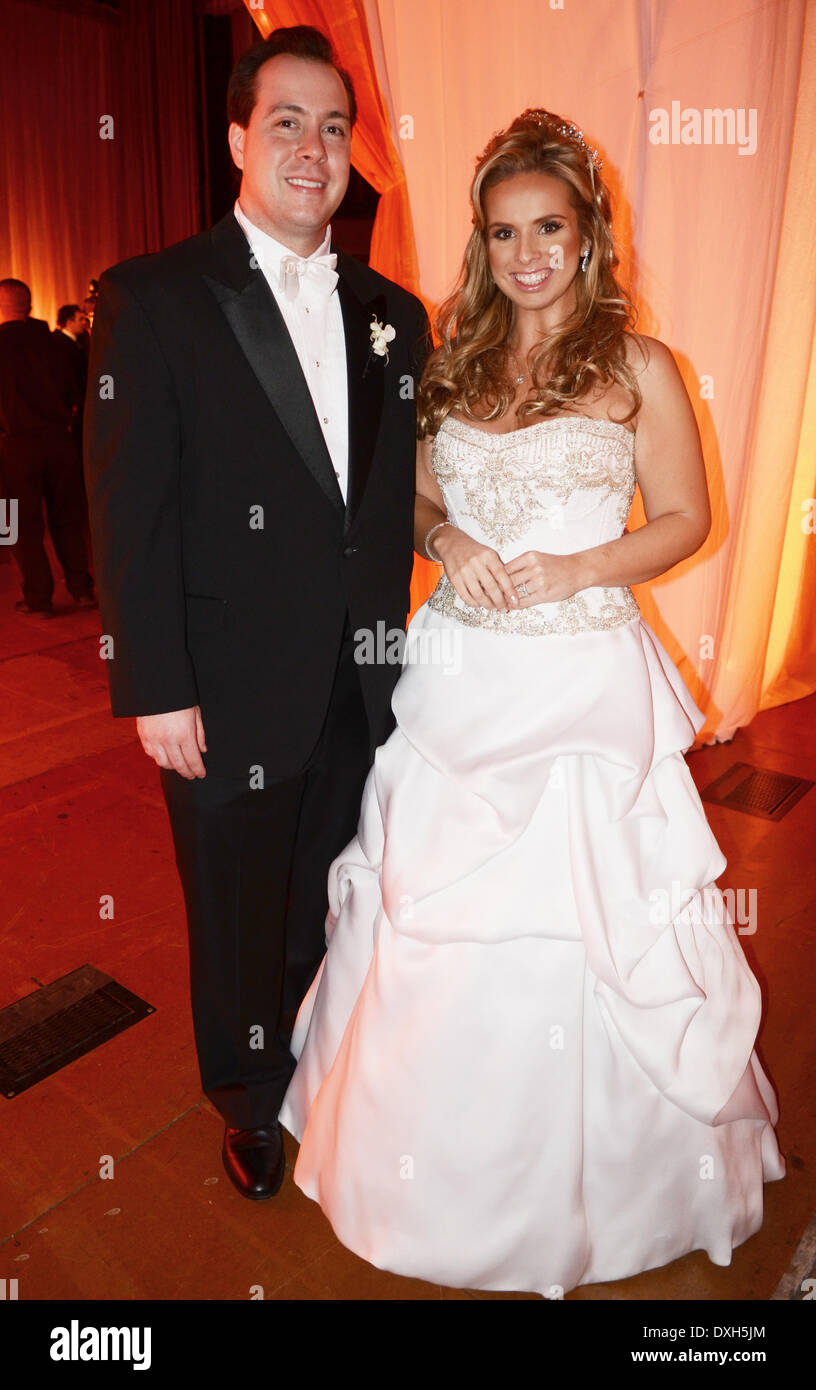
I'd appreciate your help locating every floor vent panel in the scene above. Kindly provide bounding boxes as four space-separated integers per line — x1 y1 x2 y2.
701 762 813 821
0 964 154 1098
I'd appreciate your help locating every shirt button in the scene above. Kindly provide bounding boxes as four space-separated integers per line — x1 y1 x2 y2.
304 306 310 314
323 417 328 424
315 360 319 367
343 545 358 557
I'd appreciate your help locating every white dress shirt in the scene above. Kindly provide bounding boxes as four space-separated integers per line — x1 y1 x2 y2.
233 199 349 502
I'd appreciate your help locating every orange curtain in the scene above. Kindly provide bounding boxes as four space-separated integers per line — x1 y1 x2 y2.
0 0 201 333
370 0 816 743
242 0 438 611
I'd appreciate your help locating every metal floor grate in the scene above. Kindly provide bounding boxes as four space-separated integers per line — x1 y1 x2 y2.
0 964 154 1098
701 762 813 821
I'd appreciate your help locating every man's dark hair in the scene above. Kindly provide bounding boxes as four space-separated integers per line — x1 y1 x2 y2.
226 24 357 131
57 303 81 328
0 277 31 309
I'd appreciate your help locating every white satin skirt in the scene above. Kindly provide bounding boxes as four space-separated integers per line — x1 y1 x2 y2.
278 603 785 1296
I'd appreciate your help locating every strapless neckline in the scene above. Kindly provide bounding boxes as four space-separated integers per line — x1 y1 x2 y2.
443 413 635 447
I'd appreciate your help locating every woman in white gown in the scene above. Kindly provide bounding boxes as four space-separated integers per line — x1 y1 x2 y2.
278 109 785 1297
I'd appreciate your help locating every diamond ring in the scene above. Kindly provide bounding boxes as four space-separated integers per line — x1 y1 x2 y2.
517 582 529 597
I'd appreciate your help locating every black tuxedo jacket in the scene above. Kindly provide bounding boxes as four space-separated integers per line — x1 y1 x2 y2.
0 318 74 437
51 329 88 409
83 210 431 778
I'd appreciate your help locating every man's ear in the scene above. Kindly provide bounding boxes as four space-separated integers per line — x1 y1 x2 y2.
227 122 245 171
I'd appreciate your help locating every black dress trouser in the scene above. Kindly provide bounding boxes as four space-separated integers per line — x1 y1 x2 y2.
0 427 94 608
159 614 372 1130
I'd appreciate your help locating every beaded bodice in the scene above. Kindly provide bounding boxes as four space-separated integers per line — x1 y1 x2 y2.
427 414 640 636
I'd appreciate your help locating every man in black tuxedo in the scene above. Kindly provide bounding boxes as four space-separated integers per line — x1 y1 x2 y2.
83 27 429 1198
51 304 91 455
52 305 91 452
0 278 95 614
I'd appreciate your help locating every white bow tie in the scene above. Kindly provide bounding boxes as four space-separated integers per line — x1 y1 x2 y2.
278 251 338 302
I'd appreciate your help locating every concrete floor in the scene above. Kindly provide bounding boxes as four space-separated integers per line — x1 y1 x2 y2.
0 545 813 1301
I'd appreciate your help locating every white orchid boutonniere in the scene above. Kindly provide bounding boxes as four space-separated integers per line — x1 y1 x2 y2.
369 315 396 363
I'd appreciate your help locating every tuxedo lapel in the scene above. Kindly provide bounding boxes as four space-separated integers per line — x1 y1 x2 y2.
204 212 345 519
336 253 386 535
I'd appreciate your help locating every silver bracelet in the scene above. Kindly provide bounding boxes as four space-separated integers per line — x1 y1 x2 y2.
424 521 451 562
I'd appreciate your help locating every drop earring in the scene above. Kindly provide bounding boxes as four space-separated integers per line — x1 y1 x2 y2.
580 248 591 272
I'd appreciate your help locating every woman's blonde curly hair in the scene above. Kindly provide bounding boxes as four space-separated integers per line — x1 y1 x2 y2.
416 109 646 438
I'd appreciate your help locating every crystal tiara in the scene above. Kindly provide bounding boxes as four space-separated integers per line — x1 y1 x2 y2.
518 108 603 174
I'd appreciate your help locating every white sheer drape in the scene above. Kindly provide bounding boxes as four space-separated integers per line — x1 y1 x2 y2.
368 0 816 741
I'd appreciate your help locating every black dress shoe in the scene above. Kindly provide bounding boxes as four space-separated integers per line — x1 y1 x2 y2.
15 599 55 616
222 1122 285 1200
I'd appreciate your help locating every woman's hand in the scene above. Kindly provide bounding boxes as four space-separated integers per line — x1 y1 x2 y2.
414 437 517 608
433 525 520 610
503 550 583 606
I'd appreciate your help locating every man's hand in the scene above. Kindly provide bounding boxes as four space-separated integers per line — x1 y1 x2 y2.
434 526 519 610
136 705 207 779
